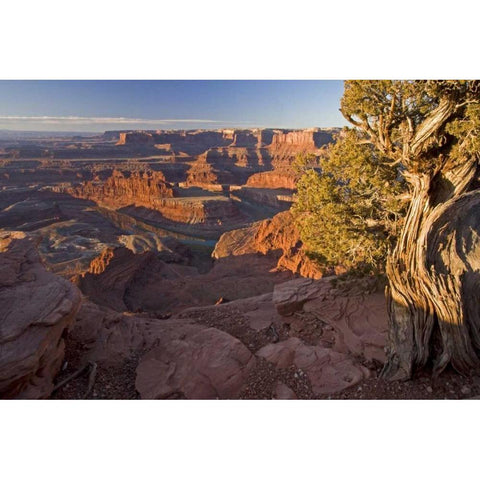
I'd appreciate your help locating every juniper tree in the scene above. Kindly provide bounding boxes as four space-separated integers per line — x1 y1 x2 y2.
339 80 480 380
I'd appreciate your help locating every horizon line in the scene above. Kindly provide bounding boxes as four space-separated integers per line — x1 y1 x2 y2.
0 125 344 134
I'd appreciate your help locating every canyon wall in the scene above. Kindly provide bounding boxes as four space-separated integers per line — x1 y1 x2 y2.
76 246 157 311
124 197 246 227
270 128 334 148
115 127 335 150
116 130 231 155
245 169 298 190
213 210 324 279
69 169 174 209
69 168 247 233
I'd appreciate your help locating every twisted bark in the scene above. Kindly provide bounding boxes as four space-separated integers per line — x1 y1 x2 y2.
382 160 480 380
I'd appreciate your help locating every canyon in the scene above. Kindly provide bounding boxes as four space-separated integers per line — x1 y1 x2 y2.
2 127 474 400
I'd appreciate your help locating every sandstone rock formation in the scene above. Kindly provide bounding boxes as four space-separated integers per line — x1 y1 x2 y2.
1 128 335 258
76 246 157 311
116 131 158 146
272 277 387 363
272 277 331 316
69 301 156 367
115 129 232 155
125 196 245 227
267 128 333 169
170 276 387 396
124 252 294 316
0 198 65 231
114 128 335 155
69 168 247 235
213 210 324 279
110 128 334 192
271 128 333 148
118 232 192 261
303 291 387 363
245 169 298 190
2 126 395 400
181 128 334 188
69 169 174 210
0 231 81 398
185 157 223 186
184 147 269 187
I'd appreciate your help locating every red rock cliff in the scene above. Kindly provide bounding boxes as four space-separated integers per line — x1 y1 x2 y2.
271 129 334 148
116 131 157 145
131 197 246 227
246 169 298 190
70 169 174 209
213 210 323 279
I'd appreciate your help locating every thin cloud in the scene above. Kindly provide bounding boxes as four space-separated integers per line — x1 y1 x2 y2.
0 115 254 125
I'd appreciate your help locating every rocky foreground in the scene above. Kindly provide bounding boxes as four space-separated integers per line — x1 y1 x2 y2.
2 231 479 400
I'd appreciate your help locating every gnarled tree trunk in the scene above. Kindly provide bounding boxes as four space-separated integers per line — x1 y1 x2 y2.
382 158 480 380
340 80 480 380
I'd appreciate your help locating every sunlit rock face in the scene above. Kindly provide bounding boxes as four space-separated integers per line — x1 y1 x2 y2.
69 169 174 209
213 210 324 279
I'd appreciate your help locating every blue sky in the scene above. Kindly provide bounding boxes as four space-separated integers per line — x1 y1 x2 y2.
0 80 347 132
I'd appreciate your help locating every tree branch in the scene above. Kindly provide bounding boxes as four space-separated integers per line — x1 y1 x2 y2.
410 98 457 157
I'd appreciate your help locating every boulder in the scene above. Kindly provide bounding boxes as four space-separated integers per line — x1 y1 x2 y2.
135 324 256 399
69 301 154 366
257 337 370 395
69 301 256 399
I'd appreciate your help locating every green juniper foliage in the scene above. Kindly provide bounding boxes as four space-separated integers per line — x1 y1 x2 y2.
293 80 480 275
292 128 406 273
